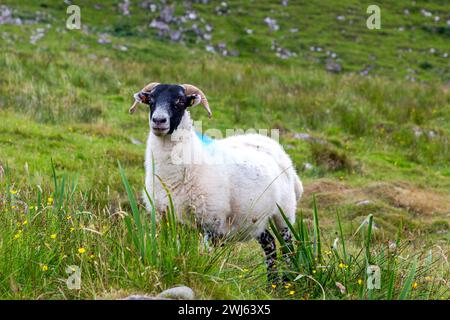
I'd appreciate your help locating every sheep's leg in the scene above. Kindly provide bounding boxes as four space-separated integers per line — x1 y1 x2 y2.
280 227 294 282
203 229 223 248
257 229 278 285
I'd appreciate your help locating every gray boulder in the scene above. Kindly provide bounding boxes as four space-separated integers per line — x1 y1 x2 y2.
157 286 195 300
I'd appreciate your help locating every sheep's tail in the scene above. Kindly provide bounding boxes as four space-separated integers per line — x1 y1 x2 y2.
293 172 303 202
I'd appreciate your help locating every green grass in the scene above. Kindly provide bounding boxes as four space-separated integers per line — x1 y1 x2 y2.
0 0 449 299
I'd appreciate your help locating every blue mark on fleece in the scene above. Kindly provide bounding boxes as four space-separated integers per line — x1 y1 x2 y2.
195 131 214 146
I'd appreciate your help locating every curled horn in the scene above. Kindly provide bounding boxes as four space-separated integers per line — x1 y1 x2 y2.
129 82 160 114
181 84 212 118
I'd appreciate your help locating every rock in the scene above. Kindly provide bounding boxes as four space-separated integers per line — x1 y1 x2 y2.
205 24 213 32
30 28 46 45
427 130 437 138
356 200 372 206
420 9 432 17
97 33 111 44
205 45 215 53
118 0 131 16
281 0 288 6
271 41 296 59
114 44 128 51
169 29 183 42
303 163 313 171
215 2 229 15
149 19 170 33
413 127 423 137
326 59 342 73
203 33 212 41
229 49 239 57
0 5 22 25
326 50 337 59
186 11 198 20
264 17 279 32
293 132 311 140
157 286 195 300
122 295 171 300
359 65 373 76
160 5 175 23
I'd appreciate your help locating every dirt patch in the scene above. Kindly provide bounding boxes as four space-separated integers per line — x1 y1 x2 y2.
365 182 450 215
302 179 450 217
302 179 368 207
303 179 349 195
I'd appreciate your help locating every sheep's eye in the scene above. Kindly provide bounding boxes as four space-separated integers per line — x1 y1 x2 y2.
175 98 184 106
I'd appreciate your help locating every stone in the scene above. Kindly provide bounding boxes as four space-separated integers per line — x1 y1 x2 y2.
326 59 342 73
122 295 171 300
157 286 195 300
293 132 311 140
264 17 279 32
303 163 313 171
356 200 372 206
118 0 131 16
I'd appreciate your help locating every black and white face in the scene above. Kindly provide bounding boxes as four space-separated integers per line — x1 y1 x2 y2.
135 84 200 137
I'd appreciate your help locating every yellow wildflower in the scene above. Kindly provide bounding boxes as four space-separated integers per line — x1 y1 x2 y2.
271 284 277 289
50 233 57 239
312 270 317 274
289 290 295 295
78 247 86 254
41 265 48 272
66 215 72 220
70 227 75 233
10 189 17 195
47 197 53 205
357 279 363 285
22 220 28 225
412 282 418 289
339 262 345 269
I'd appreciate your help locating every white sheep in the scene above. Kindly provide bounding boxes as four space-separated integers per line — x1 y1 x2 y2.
130 82 303 283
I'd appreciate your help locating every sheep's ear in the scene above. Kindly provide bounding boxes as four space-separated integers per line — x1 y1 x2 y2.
186 94 202 107
134 91 152 104
129 91 151 114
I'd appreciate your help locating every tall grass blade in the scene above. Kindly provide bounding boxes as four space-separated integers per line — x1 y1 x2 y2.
398 258 418 300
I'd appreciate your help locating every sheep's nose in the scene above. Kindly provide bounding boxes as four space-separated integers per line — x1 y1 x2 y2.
152 117 168 125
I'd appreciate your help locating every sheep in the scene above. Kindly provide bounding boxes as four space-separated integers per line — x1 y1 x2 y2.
129 82 303 283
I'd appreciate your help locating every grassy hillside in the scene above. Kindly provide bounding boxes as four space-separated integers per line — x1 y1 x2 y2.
0 1 449 299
